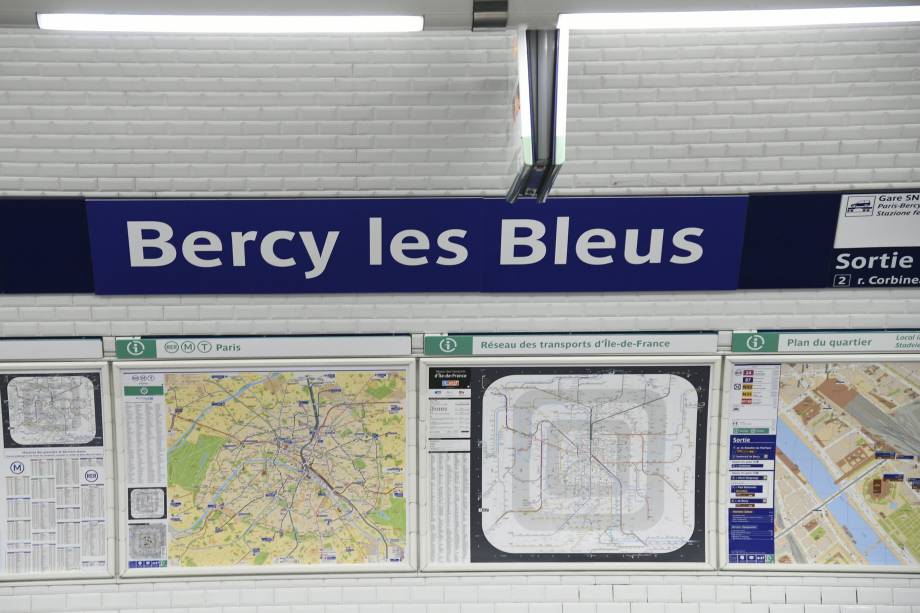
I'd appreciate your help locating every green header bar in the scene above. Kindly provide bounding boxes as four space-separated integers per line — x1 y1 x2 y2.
732 330 920 353
124 385 164 396
424 333 717 356
115 339 157 359
115 336 410 359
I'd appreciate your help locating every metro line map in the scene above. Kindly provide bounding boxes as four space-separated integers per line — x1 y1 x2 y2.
3 374 100 447
774 362 920 566
160 368 407 568
470 365 711 563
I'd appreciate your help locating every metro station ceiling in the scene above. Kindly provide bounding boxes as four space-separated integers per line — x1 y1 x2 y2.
2 0 917 29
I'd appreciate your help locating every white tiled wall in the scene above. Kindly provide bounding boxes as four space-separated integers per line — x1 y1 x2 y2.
1 25 918 198
1 23 919 613
0 290 919 337
2 575 919 613
0 25 919 336
560 25 920 195
0 30 516 198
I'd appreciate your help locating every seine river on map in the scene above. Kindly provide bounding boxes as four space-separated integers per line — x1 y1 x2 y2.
777 420 900 565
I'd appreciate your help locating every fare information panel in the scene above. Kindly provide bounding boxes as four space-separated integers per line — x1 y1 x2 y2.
118 362 413 574
726 358 920 568
423 358 716 569
0 366 110 578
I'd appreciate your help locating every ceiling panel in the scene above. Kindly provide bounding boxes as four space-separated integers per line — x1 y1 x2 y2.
6 0 918 30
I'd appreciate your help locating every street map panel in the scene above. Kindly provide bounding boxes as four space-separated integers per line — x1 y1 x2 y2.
6 375 97 446
472 366 710 563
123 367 408 570
775 362 920 566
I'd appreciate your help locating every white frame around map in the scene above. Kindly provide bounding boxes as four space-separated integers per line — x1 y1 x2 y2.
419 356 721 572
113 358 417 577
0 361 115 583
720 353 920 573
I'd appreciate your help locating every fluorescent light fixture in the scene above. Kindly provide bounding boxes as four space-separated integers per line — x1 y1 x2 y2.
36 13 424 33
558 6 920 30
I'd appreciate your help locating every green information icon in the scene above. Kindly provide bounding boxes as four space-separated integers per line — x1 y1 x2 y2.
423 335 473 355
438 337 458 353
731 332 779 353
745 334 766 351
115 338 157 359
125 340 145 356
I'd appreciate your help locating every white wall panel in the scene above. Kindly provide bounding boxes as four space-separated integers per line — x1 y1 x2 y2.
559 25 920 195
0 30 517 198
2 574 920 612
1 289 918 337
2 25 919 198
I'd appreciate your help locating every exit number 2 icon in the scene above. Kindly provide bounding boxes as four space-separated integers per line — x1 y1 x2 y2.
833 274 851 287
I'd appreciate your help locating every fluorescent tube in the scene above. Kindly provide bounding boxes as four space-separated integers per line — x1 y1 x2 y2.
36 13 424 33
558 6 920 30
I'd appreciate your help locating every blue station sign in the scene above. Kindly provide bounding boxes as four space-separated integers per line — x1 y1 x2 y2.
0 191 917 294
85 196 748 294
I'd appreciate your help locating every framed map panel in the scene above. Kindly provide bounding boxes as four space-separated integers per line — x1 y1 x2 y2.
722 354 920 571
114 359 416 576
420 356 720 570
0 362 114 581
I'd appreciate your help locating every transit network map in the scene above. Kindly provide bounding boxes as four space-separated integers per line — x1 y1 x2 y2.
6 375 98 446
471 365 710 562
775 362 920 566
124 367 408 570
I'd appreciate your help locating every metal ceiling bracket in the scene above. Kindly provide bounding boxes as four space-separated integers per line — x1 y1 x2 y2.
472 1 509 30
506 27 568 203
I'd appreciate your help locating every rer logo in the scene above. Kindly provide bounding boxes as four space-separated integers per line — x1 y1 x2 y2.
438 337 458 353
845 195 875 217
84 469 99 483
9 461 25 475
